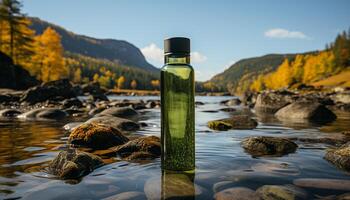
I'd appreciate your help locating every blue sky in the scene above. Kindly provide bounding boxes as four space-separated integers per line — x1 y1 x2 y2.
22 0 350 81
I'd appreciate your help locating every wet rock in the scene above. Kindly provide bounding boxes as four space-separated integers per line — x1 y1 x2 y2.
337 193 350 199
331 92 350 104
215 187 257 200
144 173 201 200
195 101 205 106
69 123 129 149
114 136 161 159
89 93 109 102
324 143 350 171
255 185 308 200
208 115 258 131
103 191 146 200
96 107 139 120
89 107 106 116
48 149 104 179
18 108 68 120
221 98 241 106
293 178 350 191
63 122 84 131
275 101 336 123
241 136 298 156
20 79 76 104
61 98 83 108
219 108 236 112
0 108 22 117
213 181 235 193
146 101 157 108
254 91 295 113
86 116 140 132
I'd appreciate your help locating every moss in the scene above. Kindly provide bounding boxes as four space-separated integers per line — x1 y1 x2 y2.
207 120 232 131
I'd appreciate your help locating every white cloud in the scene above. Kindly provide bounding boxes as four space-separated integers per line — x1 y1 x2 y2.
141 43 163 63
264 28 308 39
141 43 207 64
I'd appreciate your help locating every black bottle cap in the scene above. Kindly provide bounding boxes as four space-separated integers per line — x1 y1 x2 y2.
164 37 190 54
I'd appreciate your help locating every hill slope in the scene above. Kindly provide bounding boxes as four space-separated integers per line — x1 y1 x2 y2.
209 54 299 93
29 17 158 72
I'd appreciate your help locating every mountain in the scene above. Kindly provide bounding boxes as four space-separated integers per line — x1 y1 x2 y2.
29 17 158 72
208 53 300 93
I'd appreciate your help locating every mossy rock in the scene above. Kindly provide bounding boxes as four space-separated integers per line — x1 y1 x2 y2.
69 122 129 149
208 115 257 131
324 143 350 172
208 120 232 131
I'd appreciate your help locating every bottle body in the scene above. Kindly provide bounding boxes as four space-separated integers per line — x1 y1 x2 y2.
161 55 195 171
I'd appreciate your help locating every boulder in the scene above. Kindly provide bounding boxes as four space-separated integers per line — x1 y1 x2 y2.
0 108 22 117
68 123 129 149
17 108 68 120
241 136 298 156
61 98 83 108
20 79 76 104
254 91 295 113
255 185 308 200
275 101 336 123
96 107 139 120
48 149 103 179
114 136 161 160
324 143 350 171
208 115 258 131
214 187 257 200
86 116 140 132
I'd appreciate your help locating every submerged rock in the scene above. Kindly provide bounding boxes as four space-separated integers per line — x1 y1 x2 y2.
275 101 336 123
208 115 258 131
48 149 104 179
114 136 161 160
69 123 129 149
86 116 140 132
18 108 68 120
214 187 257 200
96 107 139 120
241 136 298 156
324 143 350 171
0 108 22 117
255 185 308 200
103 191 146 200
293 178 350 191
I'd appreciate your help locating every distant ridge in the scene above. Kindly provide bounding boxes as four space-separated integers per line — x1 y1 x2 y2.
29 17 159 72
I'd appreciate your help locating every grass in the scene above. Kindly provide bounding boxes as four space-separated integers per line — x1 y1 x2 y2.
312 69 350 88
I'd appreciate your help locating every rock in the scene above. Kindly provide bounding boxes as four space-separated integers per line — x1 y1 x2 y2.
0 51 39 90
48 149 104 179
18 108 68 120
195 101 205 106
63 122 84 131
208 115 258 131
0 108 22 117
114 136 161 159
86 116 140 132
254 92 295 113
144 173 201 200
255 185 308 200
89 107 106 116
20 79 76 104
96 107 139 120
146 101 158 108
221 98 241 106
219 108 236 112
61 98 83 108
337 193 350 199
275 101 336 123
69 123 129 149
81 82 106 95
331 92 350 104
293 178 350 191
89 93 109 102
324 143 350 171
242 91 258 106
215 187 257 200
241 136 298 156
103 191 146 200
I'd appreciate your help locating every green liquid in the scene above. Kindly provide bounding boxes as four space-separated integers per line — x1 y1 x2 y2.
161 59 195 171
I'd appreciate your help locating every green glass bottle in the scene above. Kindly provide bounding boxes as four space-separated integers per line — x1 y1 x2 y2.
161 37 195 171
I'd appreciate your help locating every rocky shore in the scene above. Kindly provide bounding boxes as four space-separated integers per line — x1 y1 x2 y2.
0 79 349 199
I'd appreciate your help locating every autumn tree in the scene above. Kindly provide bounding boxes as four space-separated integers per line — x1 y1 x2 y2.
130 79 137 89
117 76 125 89
0 0 34 65
31 27 68 82
151 79 160 90
73 67 81 83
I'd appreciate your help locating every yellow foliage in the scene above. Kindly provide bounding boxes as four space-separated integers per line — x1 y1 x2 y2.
117 76 125 89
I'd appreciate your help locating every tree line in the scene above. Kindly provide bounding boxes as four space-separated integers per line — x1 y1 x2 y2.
0 0 160 90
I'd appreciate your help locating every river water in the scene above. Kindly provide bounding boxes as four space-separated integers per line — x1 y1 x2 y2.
0 96 349 199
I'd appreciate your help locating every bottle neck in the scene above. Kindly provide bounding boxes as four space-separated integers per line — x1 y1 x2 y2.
164 53 190 64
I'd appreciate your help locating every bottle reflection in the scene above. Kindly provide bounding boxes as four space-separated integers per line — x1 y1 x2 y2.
161 169 196 200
